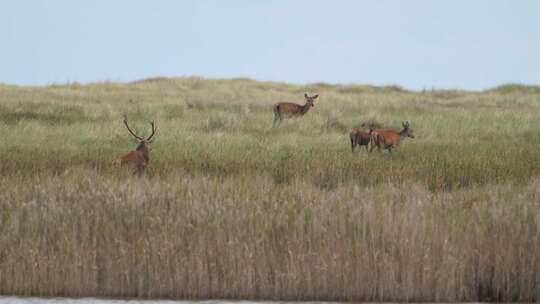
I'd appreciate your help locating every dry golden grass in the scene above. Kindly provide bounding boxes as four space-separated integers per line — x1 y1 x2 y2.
0 78 539 301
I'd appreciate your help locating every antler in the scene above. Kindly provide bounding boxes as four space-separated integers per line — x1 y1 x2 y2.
123 117 143 140
147 121 157 141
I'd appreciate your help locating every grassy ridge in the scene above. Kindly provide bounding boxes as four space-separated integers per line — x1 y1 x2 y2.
1 78 540 301
2 78 540 189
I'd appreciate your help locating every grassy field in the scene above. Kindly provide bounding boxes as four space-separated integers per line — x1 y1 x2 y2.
0 78 539 301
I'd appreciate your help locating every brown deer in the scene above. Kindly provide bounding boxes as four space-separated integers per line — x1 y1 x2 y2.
273 93 318 127
350 127 373 153
370 121 414 153
113 117 157 174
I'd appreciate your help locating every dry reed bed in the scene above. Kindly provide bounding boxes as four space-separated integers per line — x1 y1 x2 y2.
0 171 539 302
1 79 540 301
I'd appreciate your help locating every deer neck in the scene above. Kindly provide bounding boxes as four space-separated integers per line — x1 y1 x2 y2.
399 129 408 138
136 145 150 162
300 103 311 114
143 148 150 162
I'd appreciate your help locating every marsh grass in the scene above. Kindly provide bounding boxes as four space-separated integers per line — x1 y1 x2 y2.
0 78 540 301
0 172 539 301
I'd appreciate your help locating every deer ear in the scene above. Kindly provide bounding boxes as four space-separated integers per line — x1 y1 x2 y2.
312 94 319 99
304 93 309 99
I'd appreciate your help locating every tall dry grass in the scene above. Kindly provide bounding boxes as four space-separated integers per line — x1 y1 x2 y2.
0 78 540 301
0 171 539 301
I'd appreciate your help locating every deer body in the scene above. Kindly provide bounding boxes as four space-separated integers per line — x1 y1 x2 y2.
273 93 318 127
114 118 156 175
114 143 150 172
350 128 373 152
371 122 414 153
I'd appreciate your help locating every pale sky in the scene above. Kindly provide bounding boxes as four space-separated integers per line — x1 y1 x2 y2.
1 0 539 90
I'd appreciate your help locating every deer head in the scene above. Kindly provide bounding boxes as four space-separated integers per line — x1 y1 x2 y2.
304 93 318 108
123 117 157 151
401 121 415 138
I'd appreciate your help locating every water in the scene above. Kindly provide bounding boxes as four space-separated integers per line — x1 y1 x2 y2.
0 298 338 304
0 297 482 304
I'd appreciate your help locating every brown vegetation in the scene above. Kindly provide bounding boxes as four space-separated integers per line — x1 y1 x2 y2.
0 172 539 302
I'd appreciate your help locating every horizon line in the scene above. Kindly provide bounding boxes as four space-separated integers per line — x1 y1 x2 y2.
1 75 539 93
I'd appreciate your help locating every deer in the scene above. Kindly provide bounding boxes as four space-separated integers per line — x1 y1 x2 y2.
370 121 414 153
272 93 318 127
350 127 373 153
113 117 157 175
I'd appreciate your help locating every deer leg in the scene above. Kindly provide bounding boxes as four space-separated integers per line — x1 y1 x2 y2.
350 137 356 153
273 106 281 127
373 136 382 153
273 115 278 127
374 138 382 153
273 114 283 127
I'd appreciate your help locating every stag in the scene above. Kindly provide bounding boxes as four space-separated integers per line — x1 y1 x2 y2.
371 121 414 153
113 117 157 174
273 93 318 127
